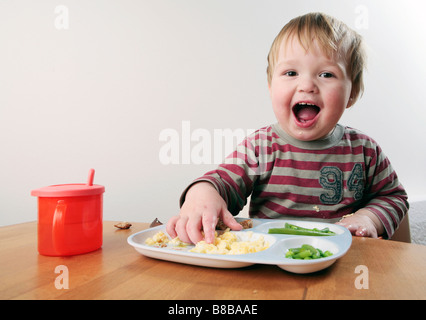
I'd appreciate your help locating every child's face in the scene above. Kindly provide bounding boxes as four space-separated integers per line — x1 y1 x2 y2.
269 36 353 141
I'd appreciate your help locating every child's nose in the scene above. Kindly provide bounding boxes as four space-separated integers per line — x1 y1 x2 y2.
297 76 318 93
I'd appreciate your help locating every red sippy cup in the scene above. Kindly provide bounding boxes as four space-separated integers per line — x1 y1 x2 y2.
31 169 105 256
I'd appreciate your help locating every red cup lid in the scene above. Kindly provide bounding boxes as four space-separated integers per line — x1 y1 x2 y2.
31 183 105 197
31 169 105 197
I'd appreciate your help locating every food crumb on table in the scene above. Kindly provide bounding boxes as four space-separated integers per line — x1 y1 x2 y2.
114 222 132 229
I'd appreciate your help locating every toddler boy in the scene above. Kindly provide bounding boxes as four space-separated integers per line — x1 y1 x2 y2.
166 12 408 244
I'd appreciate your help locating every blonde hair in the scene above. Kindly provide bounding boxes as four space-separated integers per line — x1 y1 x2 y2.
267 12 367 103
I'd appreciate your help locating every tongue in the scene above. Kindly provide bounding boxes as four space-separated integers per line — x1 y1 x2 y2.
297 106 319 121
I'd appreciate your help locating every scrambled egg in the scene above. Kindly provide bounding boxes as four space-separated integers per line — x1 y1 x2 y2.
145 231 169 247
145 229 269 254
145 231 188 247
190 230 269 255
145 230 269 255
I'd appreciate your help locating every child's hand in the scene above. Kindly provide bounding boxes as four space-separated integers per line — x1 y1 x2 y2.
336 209 384 238
166 182 242 244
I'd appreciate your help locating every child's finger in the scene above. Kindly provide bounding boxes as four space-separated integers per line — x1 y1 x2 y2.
355 227 367 237
165 215 179 239
186 216 205 244
355 226 378 238
221 210 243 231
202 212 218 244
174 215 192 244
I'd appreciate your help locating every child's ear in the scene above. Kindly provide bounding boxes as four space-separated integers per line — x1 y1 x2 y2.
346 89 356 108
346 97 354 108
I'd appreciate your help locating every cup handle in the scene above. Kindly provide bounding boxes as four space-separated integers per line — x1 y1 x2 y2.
52 200 67 254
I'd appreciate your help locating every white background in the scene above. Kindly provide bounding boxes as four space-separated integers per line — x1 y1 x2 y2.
1 0 425 226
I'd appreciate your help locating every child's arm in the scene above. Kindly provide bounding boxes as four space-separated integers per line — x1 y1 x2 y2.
338 141 408 238
166 182 242 244
166 132 262 243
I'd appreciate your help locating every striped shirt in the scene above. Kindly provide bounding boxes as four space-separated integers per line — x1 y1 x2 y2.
182 123 409 238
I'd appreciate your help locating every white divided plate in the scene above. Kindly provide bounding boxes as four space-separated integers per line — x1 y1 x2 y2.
127 218 352 274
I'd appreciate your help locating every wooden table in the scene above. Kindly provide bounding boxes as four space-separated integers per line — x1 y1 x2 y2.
1 221 425 300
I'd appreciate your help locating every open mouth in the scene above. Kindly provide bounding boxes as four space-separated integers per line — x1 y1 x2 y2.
293 102 320 124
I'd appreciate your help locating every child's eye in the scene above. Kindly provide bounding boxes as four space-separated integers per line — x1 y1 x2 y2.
284 71 298 77
319 72 334 78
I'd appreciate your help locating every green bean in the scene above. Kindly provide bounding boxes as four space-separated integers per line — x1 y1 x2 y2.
294 250 312 259
285 244 334 260
323 250 333 257
302 244 318 256
268 223 336 236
